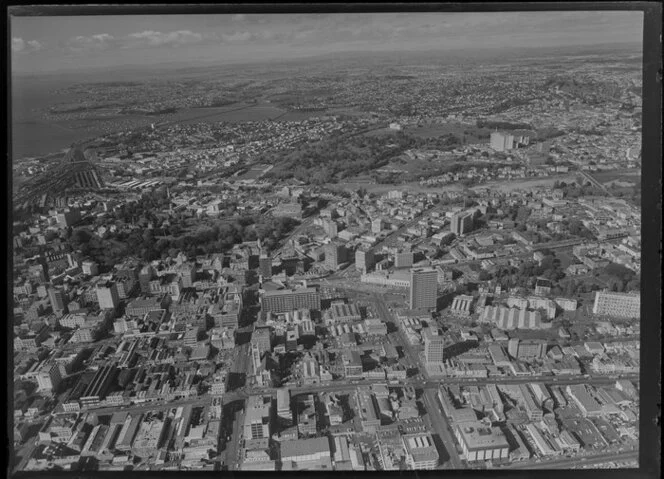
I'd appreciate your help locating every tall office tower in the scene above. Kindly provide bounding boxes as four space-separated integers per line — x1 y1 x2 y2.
259 254 272 279
96 281 120 310
409 267 438 310
48 287 68 315
325 242 348 270
395 251 414 268
451 212 473 236
138 265 156 294
423 328 445 365
355 248 375 274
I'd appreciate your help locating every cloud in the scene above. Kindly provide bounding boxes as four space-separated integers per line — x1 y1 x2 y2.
126 29 203 47
12 37 25 52
12 37 43 53
67 33 116 51
218 29 291 44
221 31 253 43
27 40 44 51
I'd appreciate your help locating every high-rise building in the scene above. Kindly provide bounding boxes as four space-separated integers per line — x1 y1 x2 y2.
592 290 640 319
490 132 515 152
451 212 473 236
409 268 438 310
323 219 338 239
96 281 120 310
325 242 348 270
355 248 375 274
261 287 321 314
37 362 62 392
423 328 445 365
371 218 384 234
48 287 68 315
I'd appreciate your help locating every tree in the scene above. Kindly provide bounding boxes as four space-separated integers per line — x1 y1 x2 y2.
478 270 492 281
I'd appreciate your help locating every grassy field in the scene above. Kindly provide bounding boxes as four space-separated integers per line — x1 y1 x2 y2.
403 122 492 144
378 155 455 176
591 168 641 184
471 174 578 193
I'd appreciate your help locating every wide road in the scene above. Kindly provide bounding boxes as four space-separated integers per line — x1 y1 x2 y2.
226 406 246 471
504 450 638 470
421 388 463 469
13 439 39 473
372 292 421 370
74 395 213 416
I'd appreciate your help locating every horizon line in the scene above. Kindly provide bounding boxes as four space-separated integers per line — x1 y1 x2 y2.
11 40 643 79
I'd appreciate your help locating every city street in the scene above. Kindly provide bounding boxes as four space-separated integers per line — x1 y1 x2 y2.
421 388 463 468
504 450 638 470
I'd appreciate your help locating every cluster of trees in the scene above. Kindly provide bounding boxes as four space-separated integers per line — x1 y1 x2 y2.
263 127 484 186
97 215 299 263
603 263 640 293
566 219 596 240
479 251 567 289
476 119 533 130
264 131 417 185
550 180 609 199
67 190 301 264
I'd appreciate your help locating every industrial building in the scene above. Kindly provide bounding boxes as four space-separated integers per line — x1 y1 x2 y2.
280 437 332 470
455 421 510 463
401 433 440 469
592 290 640 319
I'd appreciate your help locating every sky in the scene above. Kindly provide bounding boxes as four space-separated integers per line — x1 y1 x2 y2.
10 11 643 74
